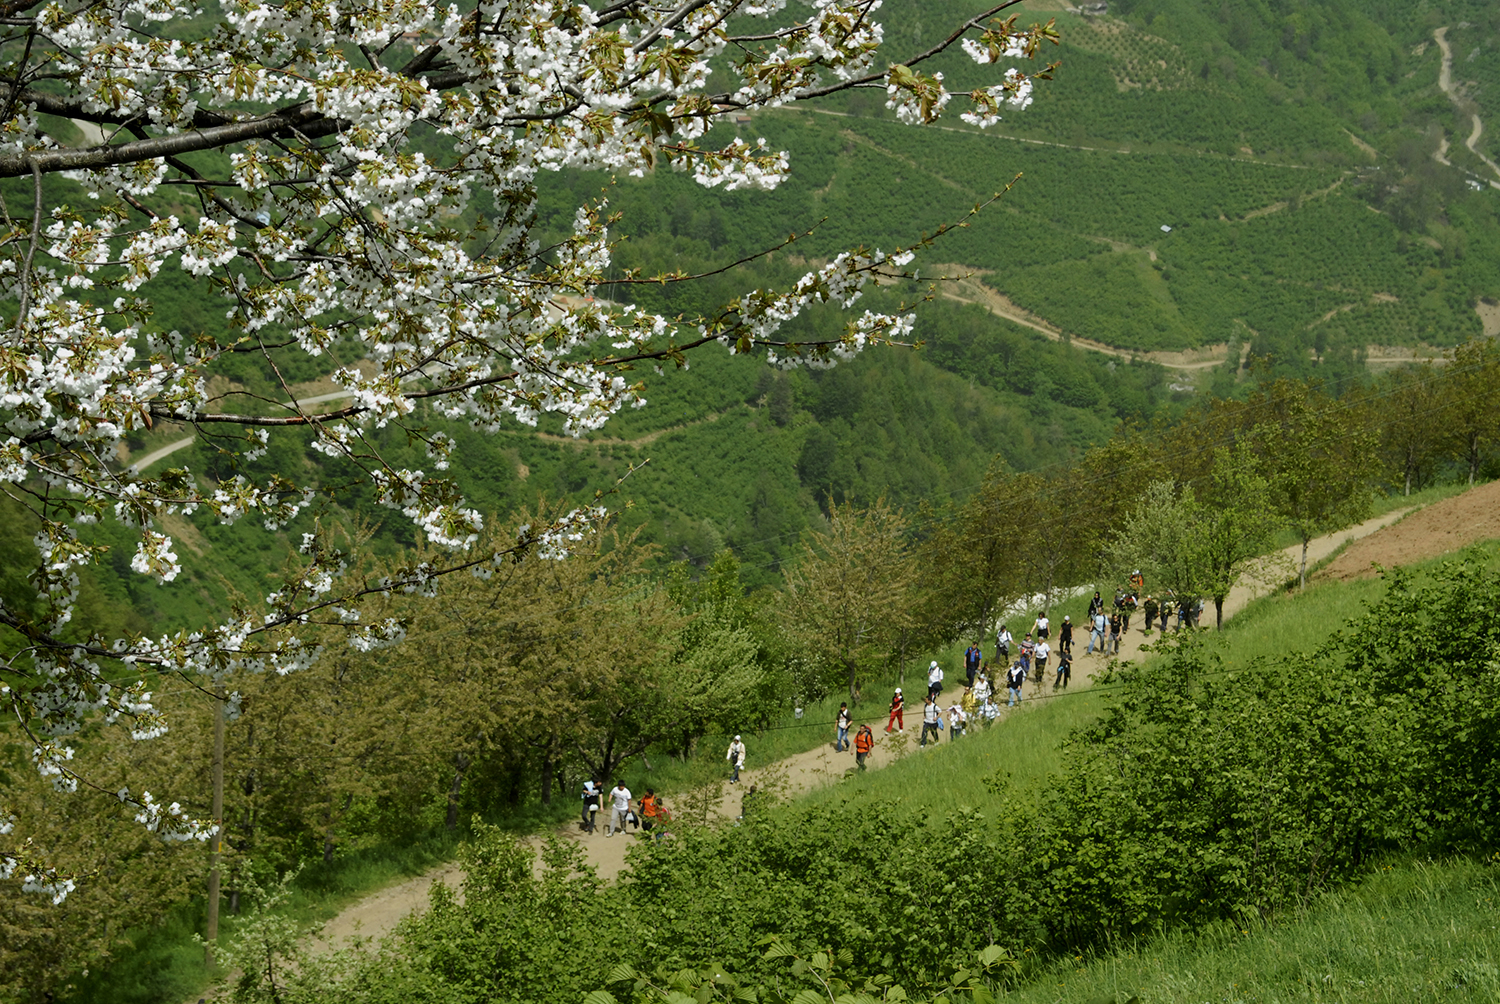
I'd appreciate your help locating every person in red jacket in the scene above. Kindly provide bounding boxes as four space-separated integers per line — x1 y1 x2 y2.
885 688 904 733
854 724 874 770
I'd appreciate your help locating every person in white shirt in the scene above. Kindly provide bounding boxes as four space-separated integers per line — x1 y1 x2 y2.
1034 639 1050 691
946 702 966 741
996 625 1013 664
581 779 601 833
920 696 943 747
927 660 944 700
1033 613 1050 640
726 735 747 783
973 670 991 705
980 695 999 726
605 780 632 836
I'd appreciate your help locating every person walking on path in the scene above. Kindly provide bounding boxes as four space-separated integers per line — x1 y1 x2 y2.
605 780 632 836
581 779 601 833
1089 609 1108 655
835 703 852 752
1142 595 1159 635
1108 611 1123 655
738 784 757 823
927 660 944 701
1054 649 1072 690
639 789 663 842
964 643 982 687
996 625 1012 665
946 701 966 741
1088 591 1105 618
886 688 904 733
920 696 943 747
854 724 874 770
726 735 747 783
980 694 999 726
1018 634 1035 677
1058 615 1073 655
1006 662 1026 707
973 668 991 705
1033 612 1050 641
1033 639 1050 694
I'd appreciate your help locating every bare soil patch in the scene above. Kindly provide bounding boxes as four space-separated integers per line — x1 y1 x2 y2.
1319 481 1500 581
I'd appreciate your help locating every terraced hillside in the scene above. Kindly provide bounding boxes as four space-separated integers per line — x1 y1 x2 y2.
564 0 1500 383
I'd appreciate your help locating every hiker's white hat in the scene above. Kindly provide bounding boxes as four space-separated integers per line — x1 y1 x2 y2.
930 660 939 669
734 734 741 741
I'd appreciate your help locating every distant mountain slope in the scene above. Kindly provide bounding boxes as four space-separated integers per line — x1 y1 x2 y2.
554 0 1500 385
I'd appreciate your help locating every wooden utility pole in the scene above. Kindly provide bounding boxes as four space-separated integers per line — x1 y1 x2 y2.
204 688 225 967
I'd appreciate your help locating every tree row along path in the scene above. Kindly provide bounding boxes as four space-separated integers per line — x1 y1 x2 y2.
300 505 1420 958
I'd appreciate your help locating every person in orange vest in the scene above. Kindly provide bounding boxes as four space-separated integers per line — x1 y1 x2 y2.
639 789 663 843
854 723 875 770
885 687 904 733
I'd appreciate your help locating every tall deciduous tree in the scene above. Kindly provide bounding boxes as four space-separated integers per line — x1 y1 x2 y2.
1371 363 1443 496
1253 385 1378 589
1443 337 1500 486
0 0 1060 894
1195 444 1286 628
1111 444 1285 631
784 498 918 703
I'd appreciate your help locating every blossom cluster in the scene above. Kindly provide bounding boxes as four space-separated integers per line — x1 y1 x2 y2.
0 0 1053 899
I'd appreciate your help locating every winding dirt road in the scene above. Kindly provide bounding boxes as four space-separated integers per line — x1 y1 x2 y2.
1434 27 1500 189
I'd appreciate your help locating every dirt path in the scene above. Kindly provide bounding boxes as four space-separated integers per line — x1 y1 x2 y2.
1434 27 1500 189
302 505 1423 955
936 271 1243 372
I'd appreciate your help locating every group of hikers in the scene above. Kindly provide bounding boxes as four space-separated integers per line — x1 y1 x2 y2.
577 577 1201 838
578 734 757 838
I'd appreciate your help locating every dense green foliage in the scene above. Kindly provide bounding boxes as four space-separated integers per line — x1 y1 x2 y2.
194 551 1500 1004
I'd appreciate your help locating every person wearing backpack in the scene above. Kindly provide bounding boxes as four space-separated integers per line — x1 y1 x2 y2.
996 625 1012 665
1054 649 1072 690
854 724 875 770
964 643 982 687
726 735 747 783
920 696 942 747
1006 661 1026 706
927 660 944 701
1018 634 1035 676
580 778 601 833
886 688 904 733
835 702 852 752
1033 638 1050 693
1089 609 1108 655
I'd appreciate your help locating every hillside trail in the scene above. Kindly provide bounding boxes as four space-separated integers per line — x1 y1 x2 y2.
1434 27 1500 189
301 506 1416 958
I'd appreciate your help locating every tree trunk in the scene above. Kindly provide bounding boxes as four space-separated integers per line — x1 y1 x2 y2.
1214 594 1225 629
1300 537 1310 590
540 742 556 807
445 753 470 831
323 792 352 863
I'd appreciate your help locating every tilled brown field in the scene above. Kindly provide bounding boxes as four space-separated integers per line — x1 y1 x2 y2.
1319 480 1500 580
